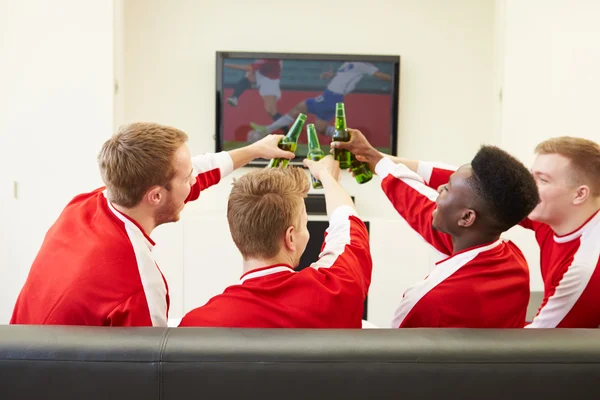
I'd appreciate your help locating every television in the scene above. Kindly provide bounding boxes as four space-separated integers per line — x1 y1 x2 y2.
215 51 400 166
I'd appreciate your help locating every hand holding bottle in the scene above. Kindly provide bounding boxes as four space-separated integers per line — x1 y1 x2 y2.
330 128 383 174
251 134 295 161
268 113 307 168
303 155 341 183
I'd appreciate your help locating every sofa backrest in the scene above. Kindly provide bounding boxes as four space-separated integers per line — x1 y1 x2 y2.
1 326 600 400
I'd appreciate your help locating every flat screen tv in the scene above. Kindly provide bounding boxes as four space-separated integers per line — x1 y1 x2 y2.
216 51 400 166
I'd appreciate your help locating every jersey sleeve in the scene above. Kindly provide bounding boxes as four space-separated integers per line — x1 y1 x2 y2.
309 205 372 299
186 152 234 202
359 62 379 76
416 161 457 190
107 291 163 327
376 157 454 256
250 60 266 71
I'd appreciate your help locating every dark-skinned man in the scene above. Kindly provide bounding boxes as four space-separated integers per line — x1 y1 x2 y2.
332 130 540 328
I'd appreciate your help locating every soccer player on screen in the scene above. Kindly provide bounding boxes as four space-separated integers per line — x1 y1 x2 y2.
250 61 392 138
225 59 285 123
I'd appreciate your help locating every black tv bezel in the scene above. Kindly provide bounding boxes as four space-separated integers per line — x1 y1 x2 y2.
215 51 400 167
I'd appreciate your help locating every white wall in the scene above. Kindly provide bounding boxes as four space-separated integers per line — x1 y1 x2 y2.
0 0 114 323
498 0 600 300
114 0 126 130
123 0 496 326
501 0 600 160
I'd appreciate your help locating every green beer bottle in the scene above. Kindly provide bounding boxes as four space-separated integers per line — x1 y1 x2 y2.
332 103 352 169
268 113 307 168
306 123 324 189
350 153 373 184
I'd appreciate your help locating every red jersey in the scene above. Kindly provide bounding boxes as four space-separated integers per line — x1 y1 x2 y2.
521 212 600 328
251 59 282 79
10 152 233 327
179 206 372 328
376 158 530 328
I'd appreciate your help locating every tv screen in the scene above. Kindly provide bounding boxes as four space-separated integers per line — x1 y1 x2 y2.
216 52 400 166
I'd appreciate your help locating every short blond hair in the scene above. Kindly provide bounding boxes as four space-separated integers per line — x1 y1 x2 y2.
228 167 310 260
535 136 600 196
98 122 188 208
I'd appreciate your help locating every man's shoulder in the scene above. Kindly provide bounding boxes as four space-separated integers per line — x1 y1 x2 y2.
37 215 137 271
35 237 138 273
65 187 106 207
490 239 525 261
455 241 526 274
54 189 132 243
57 188 115 226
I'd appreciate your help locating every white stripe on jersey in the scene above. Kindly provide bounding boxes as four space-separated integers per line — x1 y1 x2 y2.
240 266 295 283
310 205 358 270
376 157 438 202
191 151 233 178
391 239 503 328
417 161 459 185
376 157 449 261
105 195 168 327
526 212 600 328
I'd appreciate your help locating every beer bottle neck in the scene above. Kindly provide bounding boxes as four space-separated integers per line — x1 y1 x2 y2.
286 123 303 142
336 115 347 130
307 130 321 150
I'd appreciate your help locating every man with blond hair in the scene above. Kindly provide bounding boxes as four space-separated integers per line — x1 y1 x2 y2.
179 156 372 328
11 122 293 327
521 137 600 328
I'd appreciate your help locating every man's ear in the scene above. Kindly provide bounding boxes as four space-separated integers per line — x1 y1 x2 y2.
573 185 590 206
458 209 476 228
144 186 163 207
283 225 296 253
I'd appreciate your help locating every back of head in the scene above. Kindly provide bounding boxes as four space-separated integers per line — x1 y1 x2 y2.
228 168 310 260
535 136 600 197
469 145 540 231
98 122 188 208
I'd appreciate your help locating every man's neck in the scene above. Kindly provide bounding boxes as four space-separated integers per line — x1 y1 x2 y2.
242 254 295 275
112 203 156 236
550 201 600 236
452 232 501 254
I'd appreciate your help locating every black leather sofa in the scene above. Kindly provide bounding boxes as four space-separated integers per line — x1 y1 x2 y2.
1 325 599 400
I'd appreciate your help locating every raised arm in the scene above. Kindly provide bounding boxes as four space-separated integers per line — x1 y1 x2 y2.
304 156 355 216
373 71 392 81
340 131 456 190
186 135 294 202
331 129 453 255
229 134 294 170
376 154 420 174
320 71 335 80
224 63 252 72
303 156 371 295
376 158 453 255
